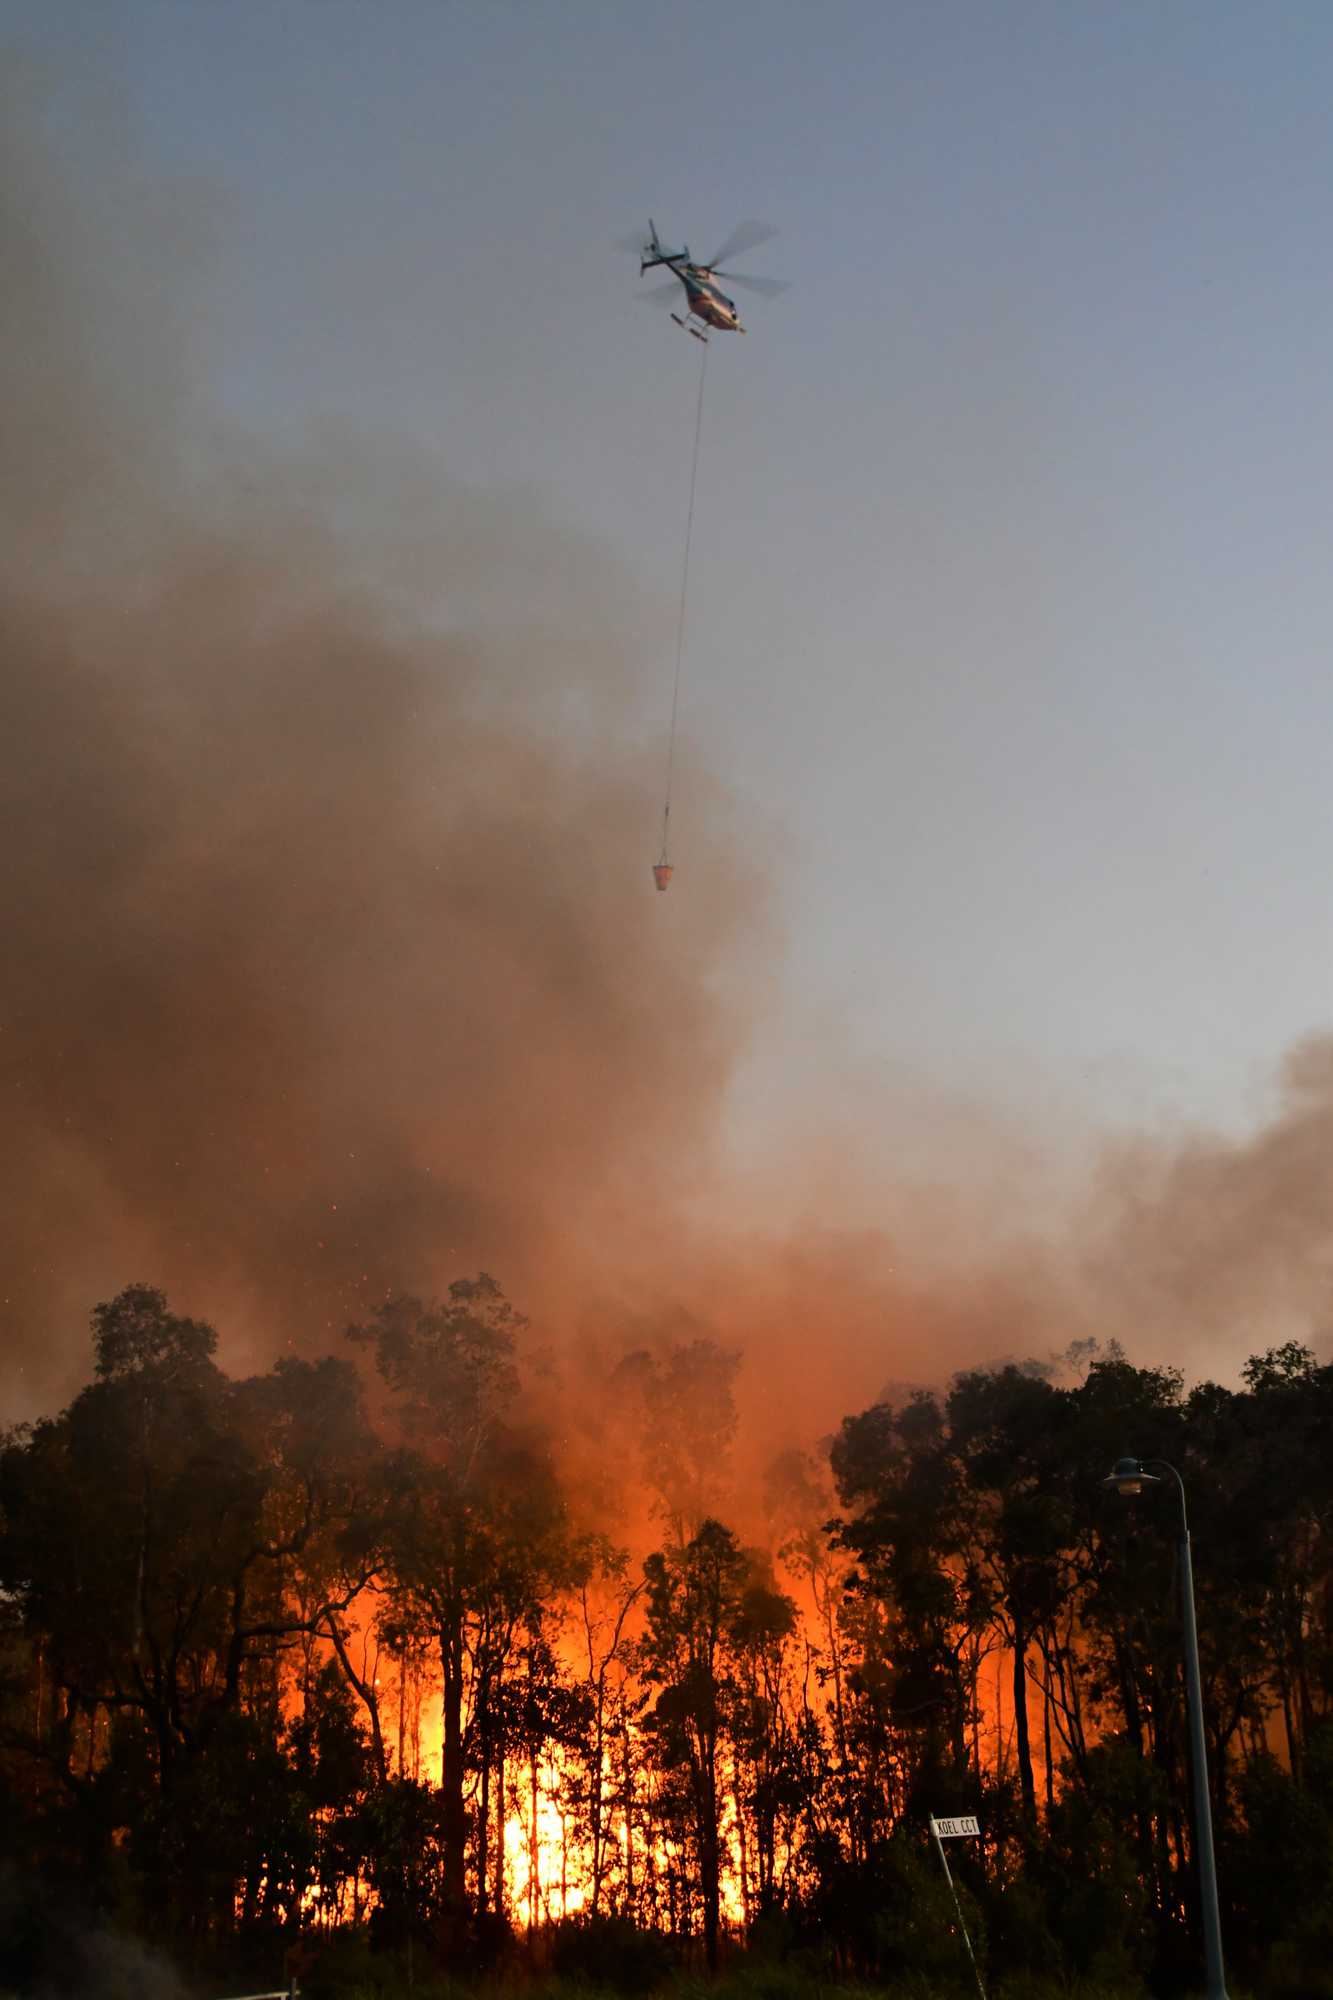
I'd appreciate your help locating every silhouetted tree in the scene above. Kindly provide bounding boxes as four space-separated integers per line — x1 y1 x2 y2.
639 1517 750 1969
348 1277 574 1936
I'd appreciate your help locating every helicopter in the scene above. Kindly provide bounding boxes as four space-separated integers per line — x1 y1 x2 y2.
633 219 787 340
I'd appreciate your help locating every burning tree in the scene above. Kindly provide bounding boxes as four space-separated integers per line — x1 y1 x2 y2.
347 1277 578 1942
4 1287 1333 1995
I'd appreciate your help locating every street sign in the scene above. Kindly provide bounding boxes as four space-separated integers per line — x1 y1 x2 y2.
928 1815 987 2000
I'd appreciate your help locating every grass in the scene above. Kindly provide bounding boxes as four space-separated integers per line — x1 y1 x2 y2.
294 1969 1159 2000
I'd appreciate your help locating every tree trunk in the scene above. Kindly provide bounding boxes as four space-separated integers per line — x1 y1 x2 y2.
622 1719 635 1915
700 1817 721 1972
439 1610 468 1921
326 1615 389 1787
589 1687 606 1913
699 1745 721 1971
478 1707 490 1919
1278 1659 1300 1780
529 1747 541 1932
495 1742 507 1919
733 1752 751 1931
1012 1620 1036 1821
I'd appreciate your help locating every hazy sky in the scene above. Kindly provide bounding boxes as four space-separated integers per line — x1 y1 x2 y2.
8 1 1333 1252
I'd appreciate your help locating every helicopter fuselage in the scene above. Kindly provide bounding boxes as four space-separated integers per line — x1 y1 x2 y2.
671 261 744 332
642 236 744 335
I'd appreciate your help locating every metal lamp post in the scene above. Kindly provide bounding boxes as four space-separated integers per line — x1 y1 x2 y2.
1103 1457 1229 2000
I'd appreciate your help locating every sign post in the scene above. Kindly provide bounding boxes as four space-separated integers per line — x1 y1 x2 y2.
928 1815 986 2000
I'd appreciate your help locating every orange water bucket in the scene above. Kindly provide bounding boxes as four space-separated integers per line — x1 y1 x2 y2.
652 862 674 892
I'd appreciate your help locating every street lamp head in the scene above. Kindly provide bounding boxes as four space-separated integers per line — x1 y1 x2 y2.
1104 1456 1162 1498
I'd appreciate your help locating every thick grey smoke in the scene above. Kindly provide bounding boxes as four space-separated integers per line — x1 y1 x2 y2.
3 64 1330 1445
0 73 771 1417
1080 1034 1333 1368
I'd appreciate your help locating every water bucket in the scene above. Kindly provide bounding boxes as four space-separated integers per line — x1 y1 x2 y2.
652 862 673 892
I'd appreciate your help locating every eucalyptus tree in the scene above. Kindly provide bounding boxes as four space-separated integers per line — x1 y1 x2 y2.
638 1517 751 1969
831 1392 988 1806
945 1364 1076 1824
570 1537 644 1916
726 1558 800 1920
348 1276 575 1930
0 1287 373 1945
1227 1344 1333 1773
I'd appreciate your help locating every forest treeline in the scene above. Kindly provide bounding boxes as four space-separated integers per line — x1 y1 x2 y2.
1 1280 1332 1999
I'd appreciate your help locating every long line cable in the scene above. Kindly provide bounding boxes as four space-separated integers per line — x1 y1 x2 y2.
659 339 709 864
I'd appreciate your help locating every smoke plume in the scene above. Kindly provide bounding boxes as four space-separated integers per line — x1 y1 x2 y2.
0 70 769 1417
3 63 1332 1453
1080 1035 1333 1367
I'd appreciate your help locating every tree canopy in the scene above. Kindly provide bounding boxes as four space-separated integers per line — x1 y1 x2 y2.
3 1289 1333 1997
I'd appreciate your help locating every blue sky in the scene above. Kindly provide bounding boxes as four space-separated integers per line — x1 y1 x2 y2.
11 0 1333 1163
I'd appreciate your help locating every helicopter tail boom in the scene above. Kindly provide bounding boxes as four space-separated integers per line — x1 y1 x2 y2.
640 219 688 275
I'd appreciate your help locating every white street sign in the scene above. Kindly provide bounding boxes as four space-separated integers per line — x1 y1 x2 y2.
930 1814 981 1839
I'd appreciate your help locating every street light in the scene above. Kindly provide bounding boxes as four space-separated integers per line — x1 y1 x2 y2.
1103 1457 1229 2000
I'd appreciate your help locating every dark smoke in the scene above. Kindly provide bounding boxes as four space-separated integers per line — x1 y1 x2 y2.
4 63 1331 1442
0 70 771 1417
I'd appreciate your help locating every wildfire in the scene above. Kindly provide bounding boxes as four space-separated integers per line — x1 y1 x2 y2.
504 1771 588 1925
322 1588 790 1938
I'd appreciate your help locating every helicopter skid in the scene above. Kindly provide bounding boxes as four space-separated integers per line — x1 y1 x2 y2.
670 312 709 343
